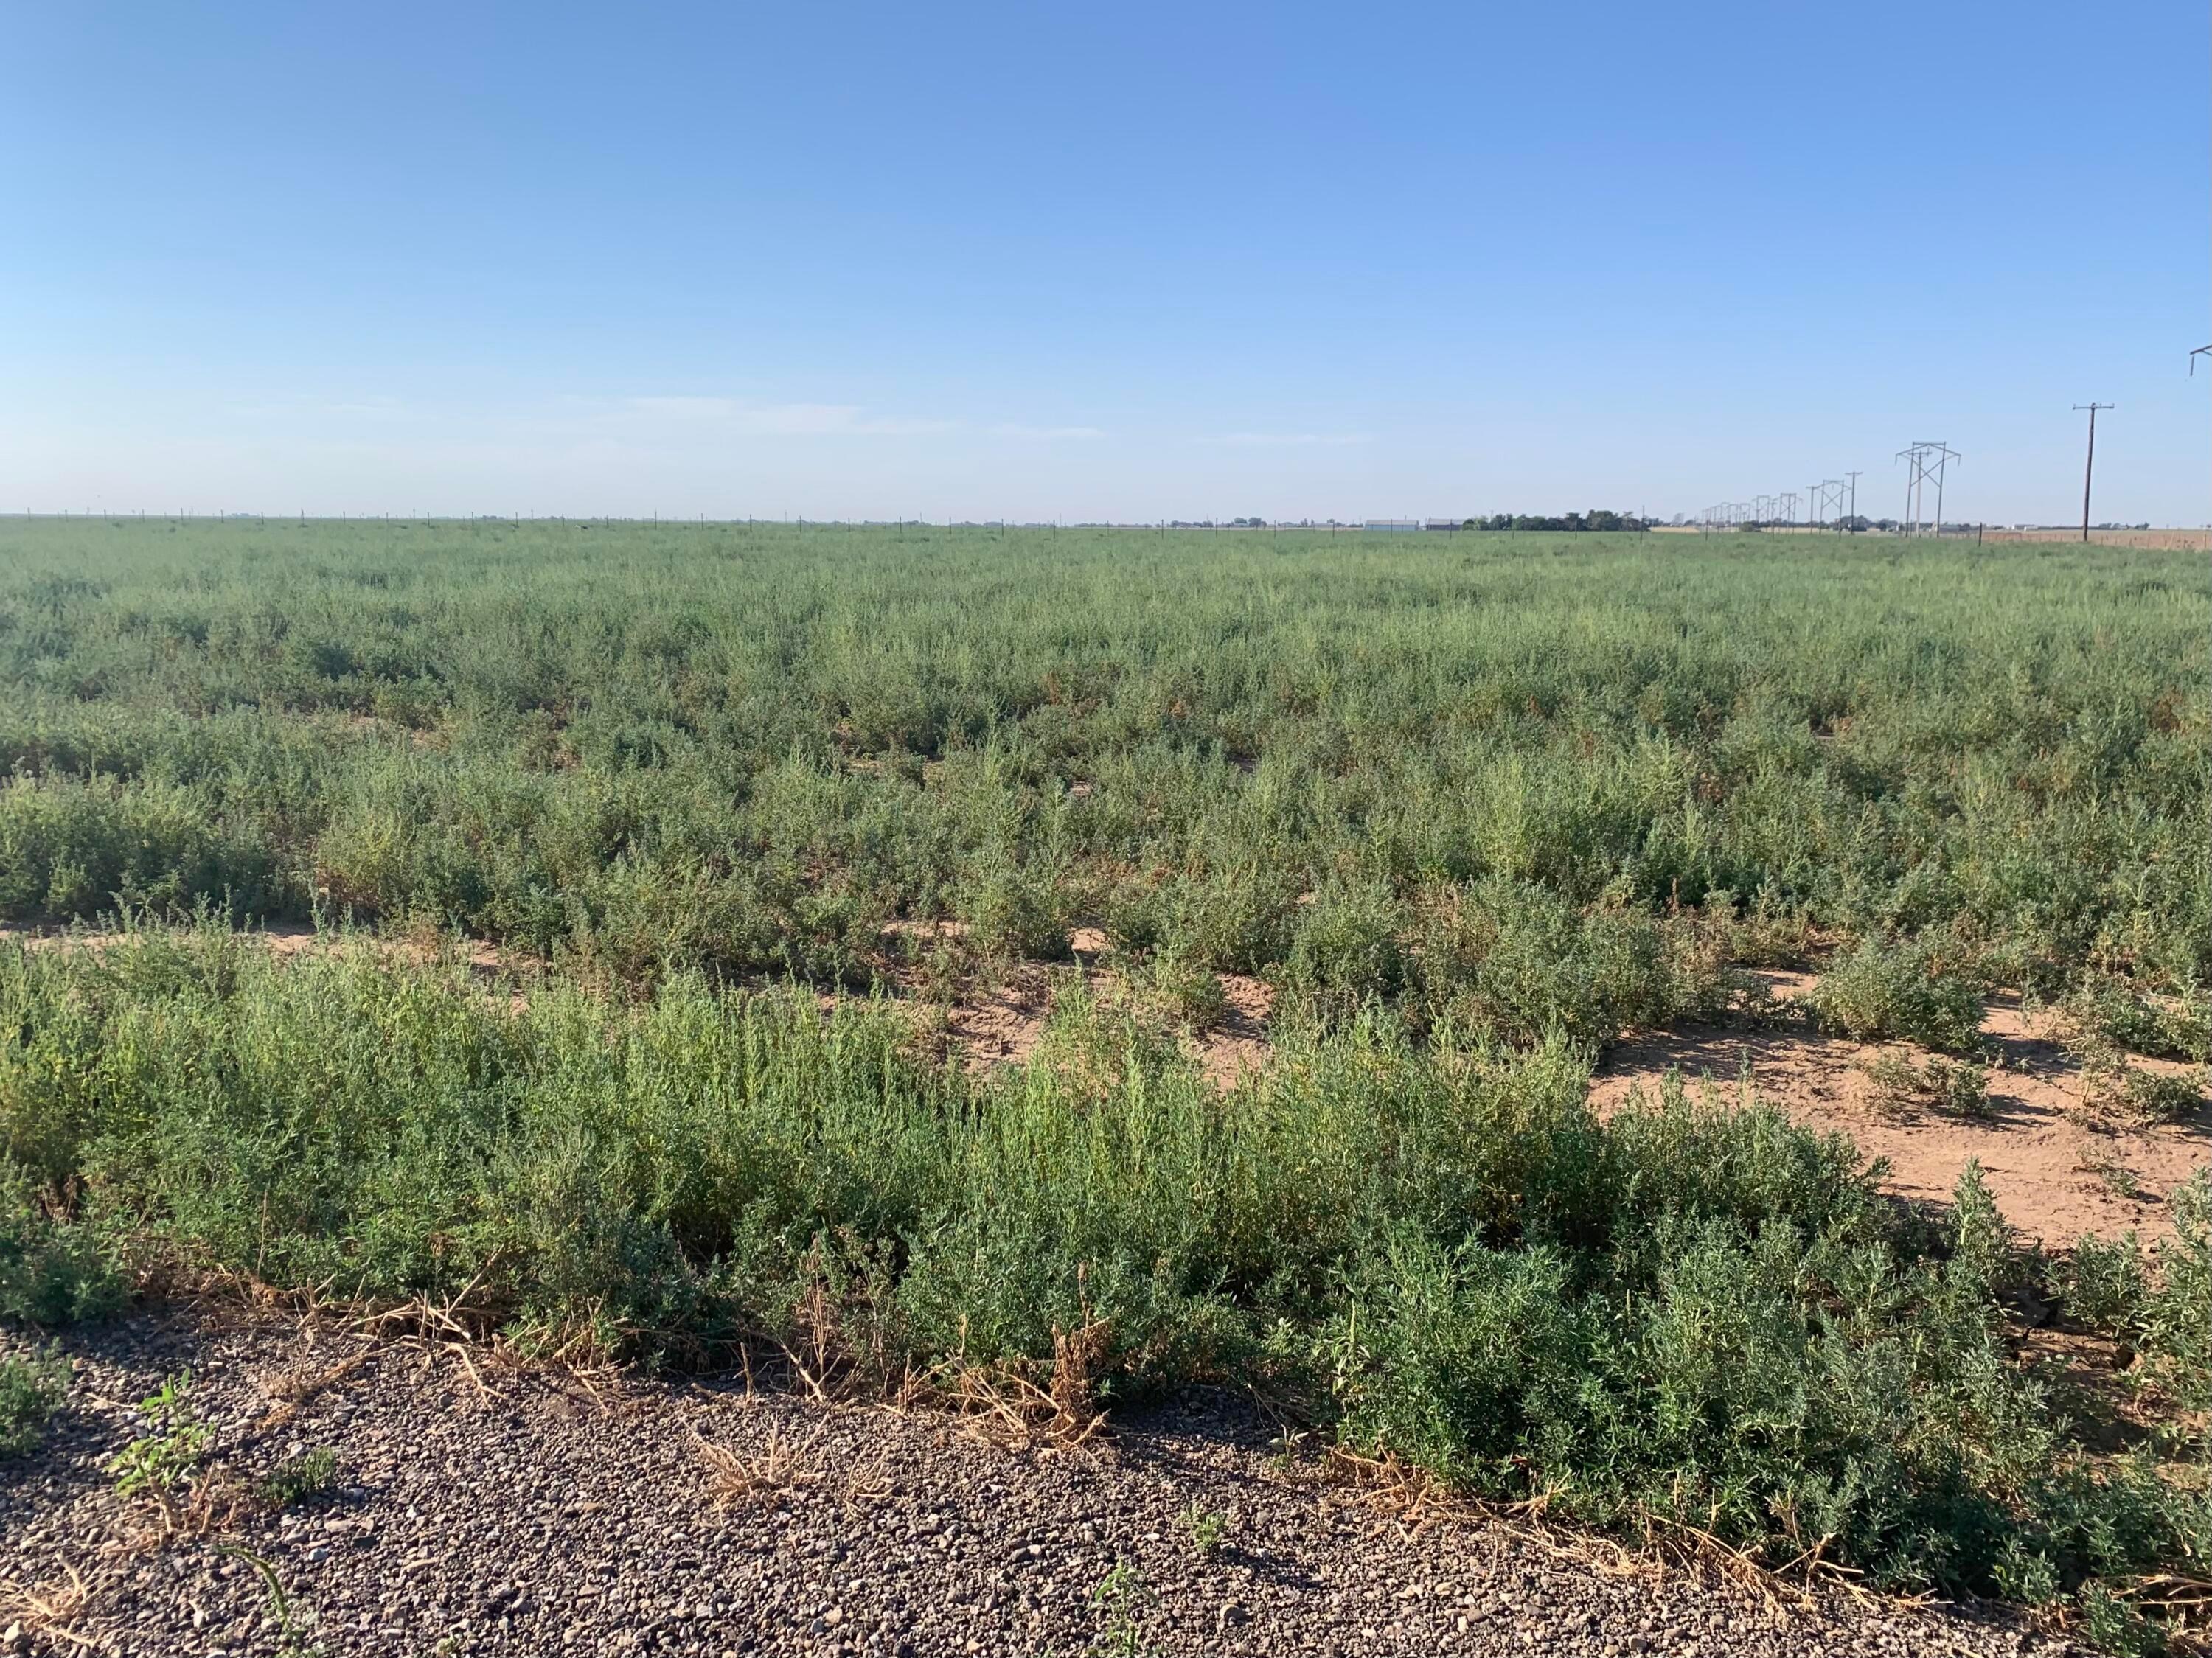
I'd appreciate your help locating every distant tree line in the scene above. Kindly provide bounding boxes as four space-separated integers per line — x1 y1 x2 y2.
1462 510 1648 532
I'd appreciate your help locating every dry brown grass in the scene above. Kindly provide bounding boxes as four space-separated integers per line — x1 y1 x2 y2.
0 1562 97 1651
251 1349 371 1435
116 1468 251 1553
1316 1442 1888 1622
689 1421 828 1507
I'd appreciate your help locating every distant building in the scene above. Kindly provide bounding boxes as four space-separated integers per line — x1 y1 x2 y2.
1364 519 1420 534
1423 519 1461 532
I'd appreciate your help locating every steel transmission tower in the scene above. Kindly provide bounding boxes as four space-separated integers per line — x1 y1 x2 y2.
1895 442 1961 536
1811 479 1846 529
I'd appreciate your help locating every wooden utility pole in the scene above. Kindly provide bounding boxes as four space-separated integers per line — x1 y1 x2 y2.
2072 403 2112 543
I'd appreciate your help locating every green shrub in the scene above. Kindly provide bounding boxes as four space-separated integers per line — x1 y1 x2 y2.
2062 972 2211 1064
1414 877 1723 1048
1864 1051 1993 1118
3 929 2201 1642
1806 937 1986 1053
0 1175 126 1326
957 856 1072 962
1927 1056 1994 1118
2119 1065 2206 1124
1320 1155 2203 1617
2062 1235 2146 1341
0 1342 68 1457
1141 950 1228 1032
1281 878 1408 1012
2141 1176 2212 1410
0 776 281 924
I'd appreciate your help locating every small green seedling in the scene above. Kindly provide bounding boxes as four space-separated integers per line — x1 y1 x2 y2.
215 1545 322 1658
257 1446 338 1509
1180 1500 1227 1558
0 1345 70 1458
1091 1561 1155 1658
108 1371 209 1499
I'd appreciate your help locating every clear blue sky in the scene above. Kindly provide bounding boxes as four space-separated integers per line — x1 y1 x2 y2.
5 1 2205 523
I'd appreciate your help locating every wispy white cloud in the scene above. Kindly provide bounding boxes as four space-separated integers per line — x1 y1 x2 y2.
990 422 1107 441
615 397 956 436
1200 431 1374 448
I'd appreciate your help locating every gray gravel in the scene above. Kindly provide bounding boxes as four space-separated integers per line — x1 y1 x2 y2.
1 1314 2076 1657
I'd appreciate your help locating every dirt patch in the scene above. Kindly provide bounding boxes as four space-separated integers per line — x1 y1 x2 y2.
1593 972 2211 1245
4 922 512 977
1200 975 1276 1089
1980 527 2211 551
901 932 1277 1087
939 980 1056 1068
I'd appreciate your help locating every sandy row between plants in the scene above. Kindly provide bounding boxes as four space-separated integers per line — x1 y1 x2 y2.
7 927 2201 1245
1 1312 2077 1658
1593 973 2211 1247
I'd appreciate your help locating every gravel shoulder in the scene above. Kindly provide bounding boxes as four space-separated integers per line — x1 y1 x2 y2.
2 1312 2078 1658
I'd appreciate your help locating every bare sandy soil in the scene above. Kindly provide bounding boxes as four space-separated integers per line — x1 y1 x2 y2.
1978 528 2211 551
1593 972 2210 1246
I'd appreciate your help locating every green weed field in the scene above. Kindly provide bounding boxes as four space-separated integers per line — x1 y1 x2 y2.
1 519 2208 1647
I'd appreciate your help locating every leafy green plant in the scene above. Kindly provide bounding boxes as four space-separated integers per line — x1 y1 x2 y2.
2063 1235 2146 1340
1179 1501 1227 1558
0 1342 69 1457
108 1372 210 1500
2140 1176 2212 1409
0 1183 125 1327
1143 950 1226 1032
2118 1065 2205 1124
2062 973 2211 1064
2073 1041 2208 1126
1091 1561 1155 1658
256 1447 338 1509
1806 937 1986 1054
1861 1051 1989 1117
1415 876 1723 1048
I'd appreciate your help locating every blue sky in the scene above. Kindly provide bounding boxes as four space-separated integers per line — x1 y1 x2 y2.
5 1 2205 523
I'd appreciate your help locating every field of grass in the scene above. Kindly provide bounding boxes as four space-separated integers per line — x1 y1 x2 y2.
1 519 2208 1648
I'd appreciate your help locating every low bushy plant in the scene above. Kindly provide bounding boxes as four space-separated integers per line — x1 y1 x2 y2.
1281 877 1408 1013
2140 1176 2212 1410
0 1173 125 1326
1863 1051 1993 1118
1414 876 1726 1048
0 1342 68 1457
0 922 2205 1650
1142 950 1227 1032
2062 1234 2146 1341
257 1446 338 1509
1806 936 1986 1053
2062 972 2211 1064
